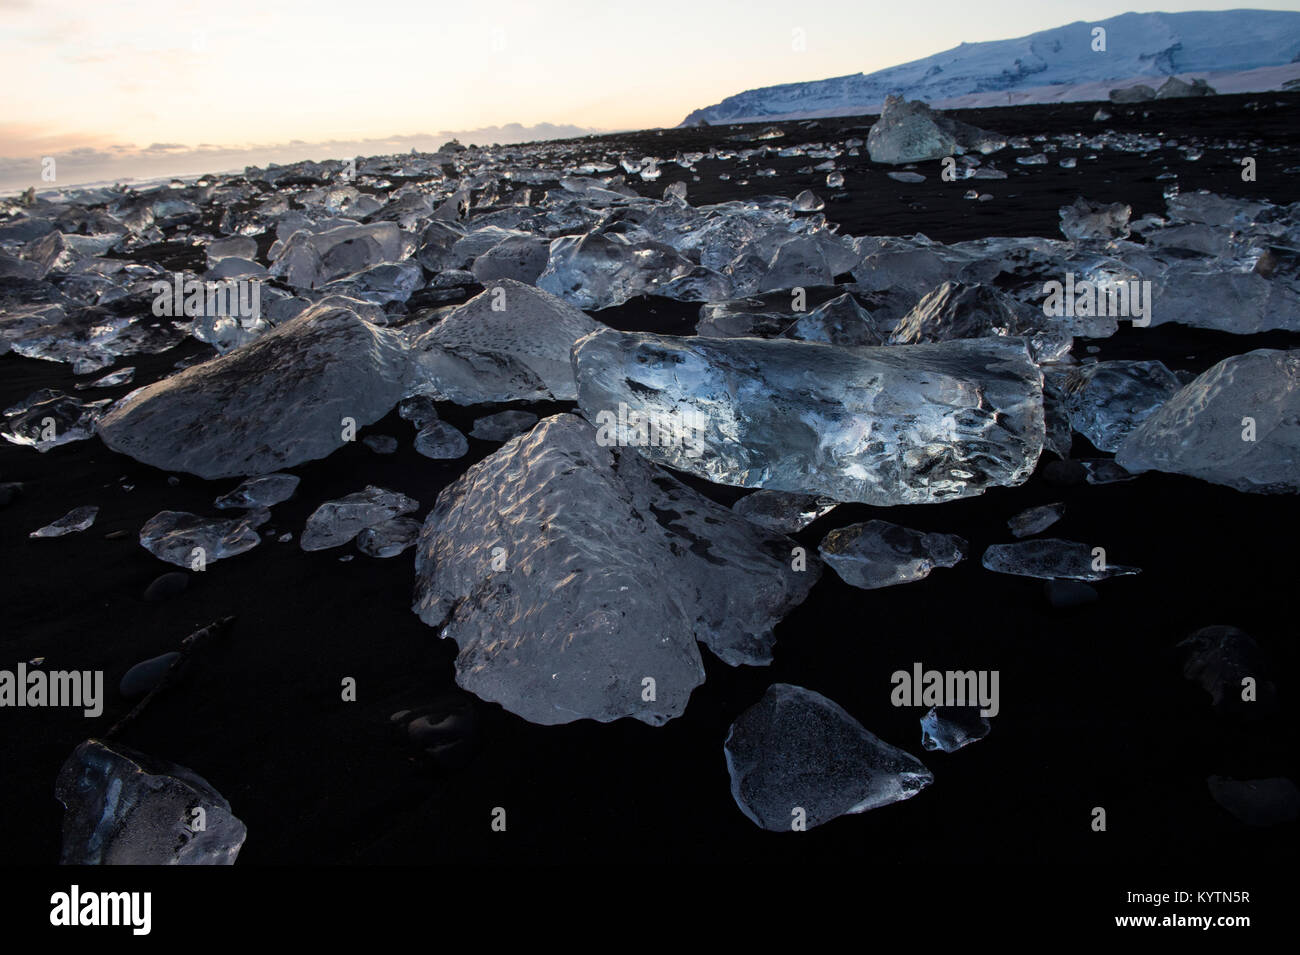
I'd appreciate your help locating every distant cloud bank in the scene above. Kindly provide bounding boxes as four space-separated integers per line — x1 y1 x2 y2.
0 122 605 194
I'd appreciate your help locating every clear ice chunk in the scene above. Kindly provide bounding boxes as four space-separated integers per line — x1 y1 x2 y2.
1007 502 1064 538
300 486 419 551
920 706 992 752
867 95 1005 164
408 279 602 404
1116 349 1300 493
819 520 966 590
2 390 108 451
30 505 99 538
732 490 837 534
213 473 300 510
469 410 538 442
1061 359 1181 453
97 301 410 479
982 538 1140 580
140 508 269 567
573 329 1044 505
724 683 932 831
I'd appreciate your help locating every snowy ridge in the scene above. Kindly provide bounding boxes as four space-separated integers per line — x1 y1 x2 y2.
682 10 1300 125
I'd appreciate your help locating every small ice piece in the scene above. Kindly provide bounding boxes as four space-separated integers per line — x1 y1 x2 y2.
413 420 469 459
724 683 932 831
663 181 688 201
1059 196 1131 241
1179 625 1277 716
982 538 1140 580
30 505 99 538
300 486 418 551
1016 153 1048 165
1007 502 1064 538
887 171 925 183
356 516 422 558
733 490 836 534
362 434 398 454
819 520 966 590
140 509 269 567
826 171 844 188
786 292 884 347
55 739 246 864
866 95 1004 164
1080 458 1136 484
398 395 439 429
1062 360 1181 452
2 390 108 452
920 706 991 752
1116 349 1300 494
213 473 300 509
74 366 135 390
792 190 824 212
1207 777 1300 827
469 410 538 442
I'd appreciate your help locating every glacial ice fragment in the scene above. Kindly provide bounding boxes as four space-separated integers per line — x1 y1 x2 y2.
819 520 966 590
724 683 932 831
411 414 819 725
1116 349 1300 493
573 329 1045 505
97 301 410 479
300 486 418 551
55 739 246 865
140 509 269 567
867 95 1005 164
2 390 108 451
414 420 469 459
469 410 538 442
1007 502 1064 538
982 538 1140 581
408 279 601 404
732 490 837 534
1061 360 1181 453
356 517 422 558
30 505 99 538
920 706 991 752
213 473 300 510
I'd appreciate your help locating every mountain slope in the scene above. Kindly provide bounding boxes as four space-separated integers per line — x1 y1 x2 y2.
681 9 1300 125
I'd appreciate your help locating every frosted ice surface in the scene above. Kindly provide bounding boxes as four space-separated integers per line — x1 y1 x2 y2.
1117 349 1300 492
56 739 246 865
1061 359 1180 452
408 279 601 403
411 415 819 724
920 706 992 752
414 420 469 459
98 301 410 479
214 473 300 510
1007 502 1065 538
725 683 932 831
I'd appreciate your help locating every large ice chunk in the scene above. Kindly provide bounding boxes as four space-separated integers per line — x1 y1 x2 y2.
408 279 602 403
411 414 818 724
97 301 410 479
1116 349 1300 493
300 486 419 551
573 329 1045 505
1062 359 1181 452
140 509 269 567
55 739 246 864
724 683 932 831
867 95 1005 164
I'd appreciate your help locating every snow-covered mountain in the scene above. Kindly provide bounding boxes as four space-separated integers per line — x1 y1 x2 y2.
681 10 1300 125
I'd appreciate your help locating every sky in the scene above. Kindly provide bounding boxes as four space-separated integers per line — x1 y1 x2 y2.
2 0 1298 189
